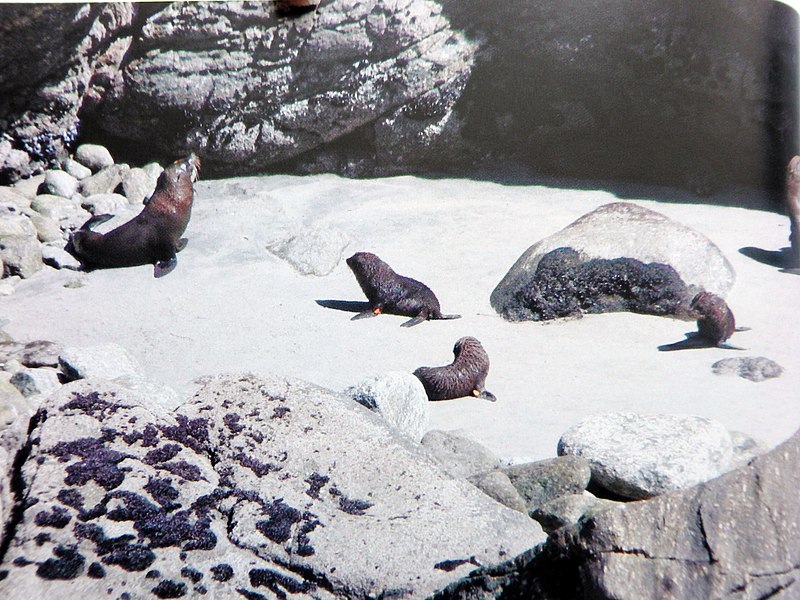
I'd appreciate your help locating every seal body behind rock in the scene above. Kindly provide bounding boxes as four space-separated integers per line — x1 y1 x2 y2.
785 155 800 269
346 251 461 327
66 154 200 278
690 291 746 349
413 336 496 402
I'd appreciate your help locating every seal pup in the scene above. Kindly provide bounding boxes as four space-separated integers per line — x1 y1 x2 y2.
413 336 497 402
346 251 461 327
66 154 200 278
785 155 800 270
658 291 748 351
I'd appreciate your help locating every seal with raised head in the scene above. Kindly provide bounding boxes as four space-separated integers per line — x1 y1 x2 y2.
346 251 461 327
413 336 497 402
689 291 746 348
66 154 200 278
785 155 800 269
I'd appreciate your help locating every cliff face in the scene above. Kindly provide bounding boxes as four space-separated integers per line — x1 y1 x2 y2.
1 1 797 204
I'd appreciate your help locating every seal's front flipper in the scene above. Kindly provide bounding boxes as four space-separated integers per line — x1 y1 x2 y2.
154 256 178 278
401 315 427 327
352 307 381 321
717 342 746 350
475 390 497 402
176 238 188 252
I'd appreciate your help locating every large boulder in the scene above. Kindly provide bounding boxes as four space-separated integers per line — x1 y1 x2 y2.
491 202 735 321
0 374 543 598
89 0 476 178
433 427 800 600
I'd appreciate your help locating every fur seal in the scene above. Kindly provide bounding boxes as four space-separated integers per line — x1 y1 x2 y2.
689 291 744 348
346 252 461 327
785 155 800 269
66 154 200 278
413 336 497 402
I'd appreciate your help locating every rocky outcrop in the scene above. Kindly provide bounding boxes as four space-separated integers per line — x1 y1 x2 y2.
490 202 735 321
433 427 800 600
0 373 544 598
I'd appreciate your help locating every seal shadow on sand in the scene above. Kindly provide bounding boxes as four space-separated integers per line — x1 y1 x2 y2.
315 299 372 314
739 246 800 275
658 332 746 352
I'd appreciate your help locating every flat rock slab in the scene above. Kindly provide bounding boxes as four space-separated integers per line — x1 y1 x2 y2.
558 413 734 499
491 202 735 321
0 374 543 598
712 356 784 382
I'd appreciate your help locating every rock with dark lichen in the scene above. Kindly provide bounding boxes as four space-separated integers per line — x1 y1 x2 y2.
491 203 735 321
0 375 542 598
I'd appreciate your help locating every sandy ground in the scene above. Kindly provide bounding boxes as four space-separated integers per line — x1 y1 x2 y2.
3 174 799 463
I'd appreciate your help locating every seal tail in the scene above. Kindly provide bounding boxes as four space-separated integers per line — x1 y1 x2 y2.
80 213 114 231
434 313 462 321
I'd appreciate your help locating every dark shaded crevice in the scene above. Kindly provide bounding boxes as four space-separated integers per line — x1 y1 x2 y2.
696 505 716 564
0 408 48 566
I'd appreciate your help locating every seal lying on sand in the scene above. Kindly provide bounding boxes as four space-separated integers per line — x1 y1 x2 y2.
659 291 749 351
66 154 200 278
346 251 461 327
414 336 497 402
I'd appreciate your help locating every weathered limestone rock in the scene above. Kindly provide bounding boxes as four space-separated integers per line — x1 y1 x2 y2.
0 374 544 598
346 371 429 441
421 429 501 479
491 203 735 321
73 144 114 172
557 413 734 500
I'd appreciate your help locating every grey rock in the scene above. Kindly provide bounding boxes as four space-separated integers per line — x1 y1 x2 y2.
730 430 768 468
0 374 544 598
142 162 164 180
0 380 32 545
421 429 501 478
91 1 475 176
121 166 158 205
41 244 81 270
0 214 37 238
60 157 92 180
111 373 182 413
468 470 527 513
28 212 63 243
345 371 429 441
78 164 130 196
0 276 20 296
9 175 46 201
80 193 129 215
0 186 32 210
529 492 621 534
29 194 91 230
434 427 800 600
0 5 135 180
0 235 42 278
58 343 141 382
491 203 735 321
558 413 734 500
41 169 78 198
712 356 784 382
502 455 592 510
267 225 350 276
74 143 114 172
0 340 63 368
9 367 61 398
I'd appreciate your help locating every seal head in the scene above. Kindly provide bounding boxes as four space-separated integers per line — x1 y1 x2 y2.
66 153 200 278
346 251 461 327
413 336 496 402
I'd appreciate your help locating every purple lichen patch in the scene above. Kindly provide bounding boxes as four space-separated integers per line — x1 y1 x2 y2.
62 391 122 419
271 406 290 420
255 499 301 544
122 424 160 448
237 589 268 600
328 486 373 515
181 566 203 583
12 557 33 566
34 532 51 546
36 545 85 580
144 444 182 465
434 557 481 572
159 415 210 455
74 522 156 572
34 505 71 528
57 488 107 521
211 563 234 582
304 473 329 500
158 460 203 482
144 477 180 510
87 562 106 578
248 568 313 596
152 579 187 598
233 453 281 478
49 437 132 491
223 413 244 434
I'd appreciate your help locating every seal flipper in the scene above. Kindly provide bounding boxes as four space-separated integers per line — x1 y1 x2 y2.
352 306 381 320
436 313 461 321
475 390 497 402
80 213 114 230
176 238 188 252
401 315 428 327
154 256 178 278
